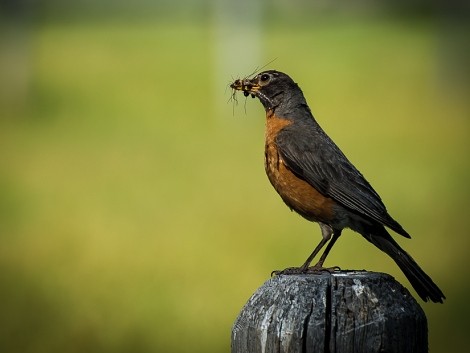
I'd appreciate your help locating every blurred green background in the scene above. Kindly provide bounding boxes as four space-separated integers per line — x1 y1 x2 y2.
1 1 469 352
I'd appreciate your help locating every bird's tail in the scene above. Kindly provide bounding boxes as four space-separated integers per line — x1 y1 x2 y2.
365 228 445 303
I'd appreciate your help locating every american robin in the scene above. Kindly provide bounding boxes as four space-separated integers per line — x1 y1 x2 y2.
230 70 445 303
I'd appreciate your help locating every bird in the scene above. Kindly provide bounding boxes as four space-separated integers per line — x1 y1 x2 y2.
230 70 445 303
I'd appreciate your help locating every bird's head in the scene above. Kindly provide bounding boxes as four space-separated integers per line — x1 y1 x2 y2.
230 70 302 112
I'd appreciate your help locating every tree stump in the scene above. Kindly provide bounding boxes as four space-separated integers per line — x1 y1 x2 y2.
231 271 427 353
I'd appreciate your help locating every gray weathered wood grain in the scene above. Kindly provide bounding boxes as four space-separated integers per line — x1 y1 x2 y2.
231 271 427 353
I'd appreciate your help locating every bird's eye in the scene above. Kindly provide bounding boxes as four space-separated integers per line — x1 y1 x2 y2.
260 74 270 82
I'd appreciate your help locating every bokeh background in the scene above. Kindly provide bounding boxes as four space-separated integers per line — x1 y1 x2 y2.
1 1 469 352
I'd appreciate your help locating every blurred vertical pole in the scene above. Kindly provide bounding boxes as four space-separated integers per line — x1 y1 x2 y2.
212 0 264 120
0 0 33 120
436 2 470 99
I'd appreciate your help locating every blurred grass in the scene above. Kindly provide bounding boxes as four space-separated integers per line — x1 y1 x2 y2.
0 16 469 353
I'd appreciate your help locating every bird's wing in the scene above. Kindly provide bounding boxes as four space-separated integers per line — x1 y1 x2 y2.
276 125 410 238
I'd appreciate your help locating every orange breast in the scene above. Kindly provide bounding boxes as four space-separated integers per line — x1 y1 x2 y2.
264 111 335 223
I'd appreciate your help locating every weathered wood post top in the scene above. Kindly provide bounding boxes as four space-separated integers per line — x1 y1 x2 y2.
232 271 427 353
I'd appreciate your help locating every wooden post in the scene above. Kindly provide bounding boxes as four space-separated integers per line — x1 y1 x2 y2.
231 271 427 353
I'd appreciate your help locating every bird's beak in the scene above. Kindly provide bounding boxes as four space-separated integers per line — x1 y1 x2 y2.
230 77 261 97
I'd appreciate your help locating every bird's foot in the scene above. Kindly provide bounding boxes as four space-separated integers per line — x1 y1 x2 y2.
271 267 306 276
305 265 341 273
271 265 340 277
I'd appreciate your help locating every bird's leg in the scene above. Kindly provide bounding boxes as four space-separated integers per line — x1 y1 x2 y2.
299 223 333 271
272 223 333 276
307 229 342 273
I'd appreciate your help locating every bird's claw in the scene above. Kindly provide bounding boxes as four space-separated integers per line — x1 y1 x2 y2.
306 265 341 273
271 267 305 276
271 265 340 277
